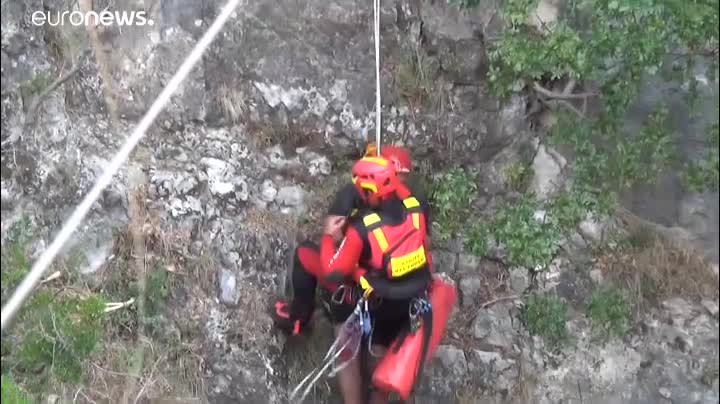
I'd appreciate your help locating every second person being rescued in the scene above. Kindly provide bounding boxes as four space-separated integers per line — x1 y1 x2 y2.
319 155 433 404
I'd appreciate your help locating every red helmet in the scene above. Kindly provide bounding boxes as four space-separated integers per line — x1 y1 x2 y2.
380 145 412 173
351 156 400 204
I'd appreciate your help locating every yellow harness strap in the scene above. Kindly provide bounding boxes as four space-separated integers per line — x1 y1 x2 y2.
402 197 421 230
362 198 427 278
363 213 389 251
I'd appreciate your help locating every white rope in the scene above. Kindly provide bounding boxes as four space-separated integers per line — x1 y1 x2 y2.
0 0 241 331
374 0 382 156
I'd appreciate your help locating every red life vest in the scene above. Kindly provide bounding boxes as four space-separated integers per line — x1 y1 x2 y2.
358 196 429 279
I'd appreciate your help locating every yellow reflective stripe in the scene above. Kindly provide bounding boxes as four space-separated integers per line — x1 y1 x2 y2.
390 245 427 278
402 197 420 209
359 182 378 193
372 228 389 252
362 157 388 166
363 213 382 227
411 212 420 230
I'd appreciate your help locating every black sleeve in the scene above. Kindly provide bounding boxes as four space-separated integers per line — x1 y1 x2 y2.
419 195 432 236
327 183 362 216
405 174 432 236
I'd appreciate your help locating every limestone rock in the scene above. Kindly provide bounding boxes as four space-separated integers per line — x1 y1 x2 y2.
304 153 332 176
434 345 468 377
260 179 278 202
276 185 305 207
458 254 480 274
702 299 719 317
432 250 458 275
509 267 530 294
529 144 566 200
589 268 604 284
459 275 482 306
472 303 516 347
219 268 240 306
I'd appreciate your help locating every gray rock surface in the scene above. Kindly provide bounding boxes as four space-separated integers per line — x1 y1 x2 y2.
530 144 566 200
472 303 517 348
218 267 240 306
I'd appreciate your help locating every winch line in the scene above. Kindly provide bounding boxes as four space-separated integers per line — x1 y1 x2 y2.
374 0 382 156
1 0 241 331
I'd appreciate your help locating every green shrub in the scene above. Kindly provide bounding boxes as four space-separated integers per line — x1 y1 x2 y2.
1 216 34 303
492 194 562 270
1 375 31 404
503 162 534 191
430 167 478 241
464 222 490 257
587 285 630 339
522 293 570 350
17 292 106 386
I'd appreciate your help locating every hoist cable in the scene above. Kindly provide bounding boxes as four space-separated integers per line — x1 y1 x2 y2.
1 0 241 331
374 0 382 156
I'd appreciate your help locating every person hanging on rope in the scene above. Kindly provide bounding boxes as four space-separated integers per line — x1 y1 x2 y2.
317 155 434 404
271 144 432 337
329 144 431 229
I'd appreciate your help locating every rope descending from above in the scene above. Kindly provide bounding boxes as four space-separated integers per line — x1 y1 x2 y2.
374 0 382 156
289 298 368 402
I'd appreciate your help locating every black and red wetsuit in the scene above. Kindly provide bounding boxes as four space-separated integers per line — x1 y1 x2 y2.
275 182 432 340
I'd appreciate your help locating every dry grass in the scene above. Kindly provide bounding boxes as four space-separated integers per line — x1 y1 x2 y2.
276 165 316 185
290 170 349 239
217 83 248 124
80 188 207 403
284 313 338 402
594 235 719 313
394 50 438 111
83 337 206 404
242 207 299 239
244 119 324 151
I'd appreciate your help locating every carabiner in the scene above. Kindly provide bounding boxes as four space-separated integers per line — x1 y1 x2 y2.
408 299 421 320
331 284 348 305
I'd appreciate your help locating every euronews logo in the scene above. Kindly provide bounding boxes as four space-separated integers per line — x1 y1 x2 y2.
31 10 154 27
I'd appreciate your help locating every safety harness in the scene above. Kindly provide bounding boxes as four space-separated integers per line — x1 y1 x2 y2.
291 197 432 401
363 196 425 277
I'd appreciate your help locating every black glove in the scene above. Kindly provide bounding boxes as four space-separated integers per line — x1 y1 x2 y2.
328 183 363 216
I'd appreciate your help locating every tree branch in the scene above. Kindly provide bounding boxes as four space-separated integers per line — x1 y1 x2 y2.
533 82 597 100
563 79 577 95
542 98 586 118
23 64 82 126
481 294 521 308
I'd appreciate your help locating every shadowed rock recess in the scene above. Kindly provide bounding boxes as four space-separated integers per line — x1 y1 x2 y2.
1 0 718 403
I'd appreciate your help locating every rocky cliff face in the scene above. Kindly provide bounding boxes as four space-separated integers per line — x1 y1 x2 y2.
1 1 718 403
